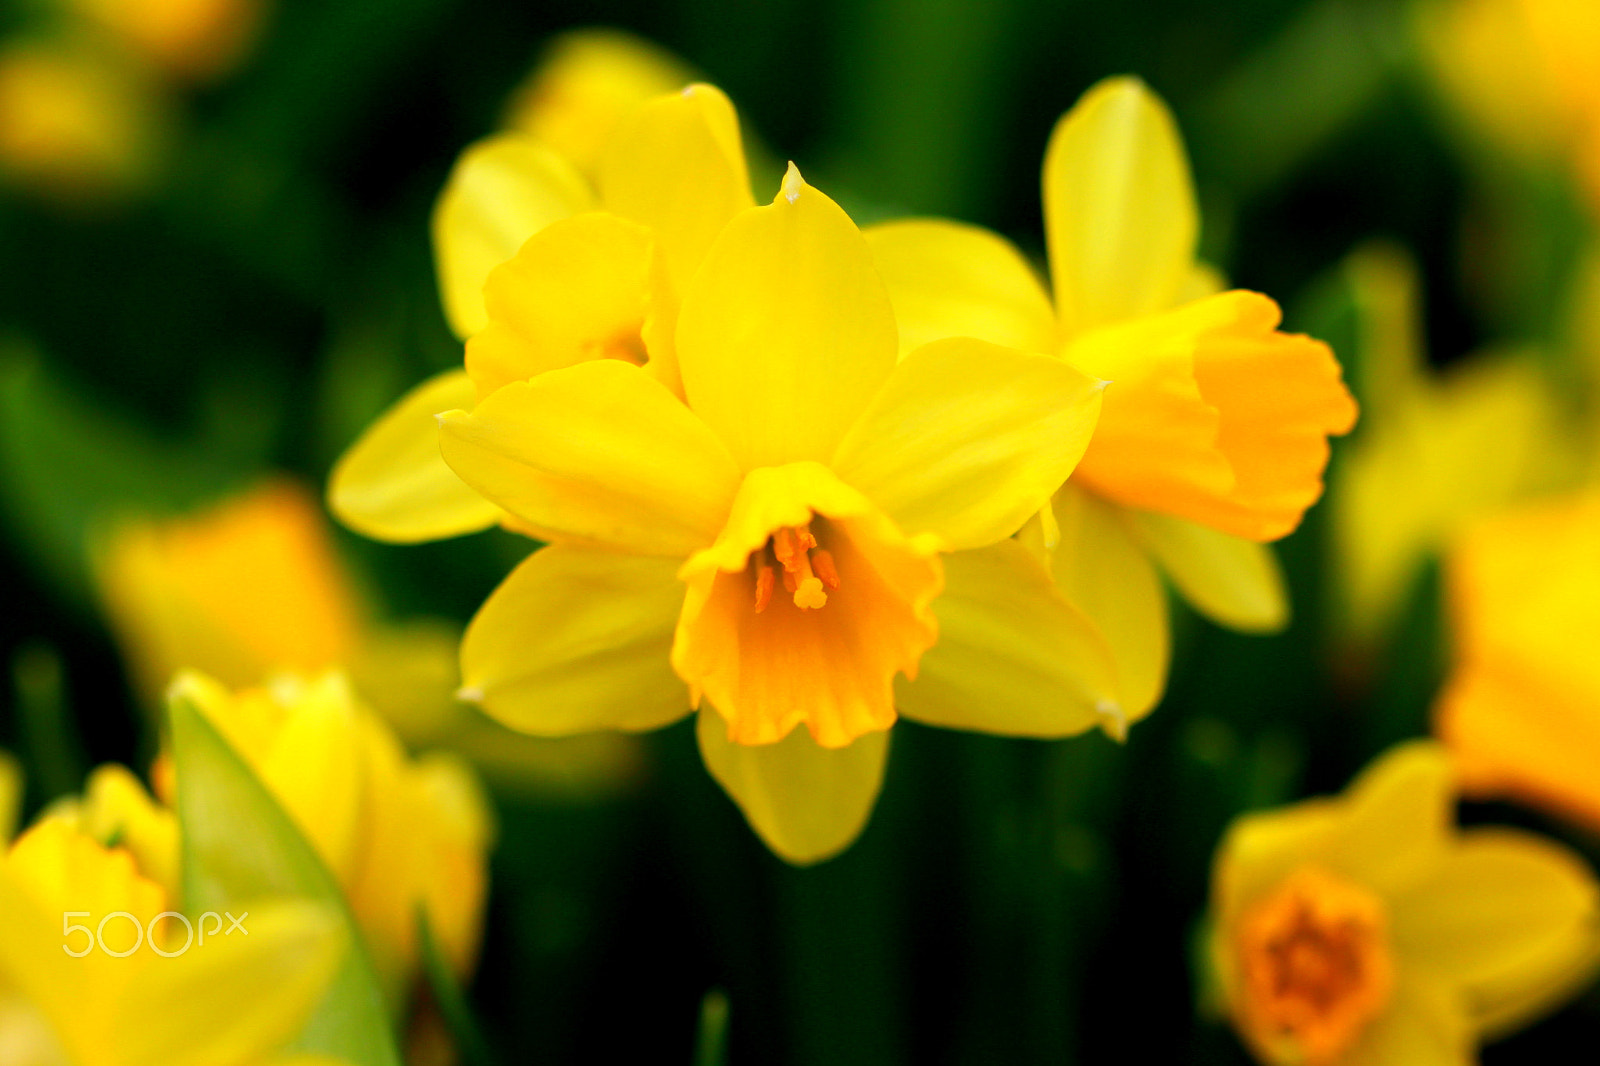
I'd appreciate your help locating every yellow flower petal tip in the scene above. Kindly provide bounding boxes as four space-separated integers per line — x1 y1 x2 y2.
1210 740 1600 1066
779 160 804 204
1095 700 1129 742
455 685 484 704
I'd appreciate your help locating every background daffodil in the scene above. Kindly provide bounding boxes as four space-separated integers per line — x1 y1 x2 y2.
1208 740 1600 1066
865 76 1358 725
1434 491 1600 834
436 164 1107 862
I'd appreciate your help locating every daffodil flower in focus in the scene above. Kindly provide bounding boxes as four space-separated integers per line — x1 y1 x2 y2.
331 82 757 541
1434 491 1600 835
865 77 1358 726
1208 740 1600 1066
432 164 1108 862
0 811 346 1066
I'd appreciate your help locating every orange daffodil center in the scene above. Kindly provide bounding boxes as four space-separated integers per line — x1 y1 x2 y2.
438 160 1105 754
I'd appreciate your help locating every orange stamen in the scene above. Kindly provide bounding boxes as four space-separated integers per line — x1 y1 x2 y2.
753 564 775 613
759 521 836 611
812 549 839 590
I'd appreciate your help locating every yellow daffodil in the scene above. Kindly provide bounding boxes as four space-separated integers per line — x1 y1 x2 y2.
0 36 166 201
159 670 494 1002
1 749 21 842
1329 244 1570 649
1417 0 1600 208
334 82 753 543
1208 740 1600 1066
501 28 694 179
0 815 345 1066
44 763 181 900
95 478 640 794
428 161 1108 862
56 0 267 82
864 77 1357 721
1435 492 1600 833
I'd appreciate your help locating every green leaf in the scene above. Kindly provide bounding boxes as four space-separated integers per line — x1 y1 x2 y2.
169 686 402 1066
417 907 499 1066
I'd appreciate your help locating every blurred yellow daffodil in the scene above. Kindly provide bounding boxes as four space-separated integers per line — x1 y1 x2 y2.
44 763 181 900
1208 740 1600 1066
1435 491 1600 833
1329 244 1570 650
1417 0 1600 208
161 669 494 1002
0 749 21 843
865 77 1357 723
0 815 345 1066
94 477 642 794
0 36 167 201
502 28 694 179
57 0 268 83
421 158 1107 862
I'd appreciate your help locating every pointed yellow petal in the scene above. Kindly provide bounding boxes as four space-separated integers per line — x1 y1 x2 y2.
439 360 741 555
1326 739 1453 894
113 901 345 1066
432 133 594 339
676 166 899 470
1391 828 1600 1036
695 706 888 865
467 211 681 400
597 83 753 293
863 218 1058 357
1043 77 1197 334
674 462 942 748
79 763 179 898
257 676 367 884
895 539 1118 737
1127 509 1288 632
1068 290 1357 541
461 544 690 734
328 369 501 544
1042 485 1169 719
830 337 1104 550
1212 798 1343 930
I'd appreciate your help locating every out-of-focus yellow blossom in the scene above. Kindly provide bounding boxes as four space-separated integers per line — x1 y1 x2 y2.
1435 492 1600 833
95 478 641 794
58 0 268 82
0 815 346 1066
1329 244 1569 649
502 28 693 180
0 37 165 201
43 763 181 900
160 670 494 1001
0 750 21 842
421 158 1108 862
1209 741 1600 1066
865 77 1357 723
1417 0 1600 206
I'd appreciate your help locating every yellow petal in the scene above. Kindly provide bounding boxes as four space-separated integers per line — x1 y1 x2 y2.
1326 739 1453 895
1043 76 1197 335
78 763 180 899
256 675 367 885
460 544 691 734
1068 290 1357 541
439 360 741 555
503 28 694 177
1343 975 1472 1066
327 369 501 544
863 218 1058 357
466 211 681 400
674 462 943 748
113 901 345 1066
1039 485 1169 720
1126 509 1288 632
432 133 594 339
676 165 899 470
830 336 1104 550
1212 798 1343 930
895 539 1118 737
1391 828 1600 1036
597 83 753 293
0 748 19 841
695 706 888 865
